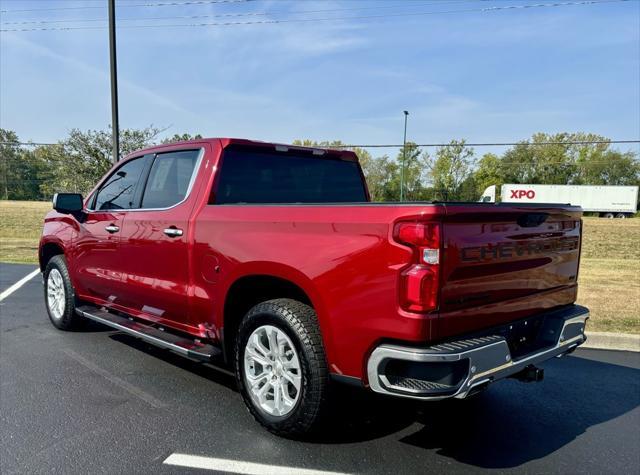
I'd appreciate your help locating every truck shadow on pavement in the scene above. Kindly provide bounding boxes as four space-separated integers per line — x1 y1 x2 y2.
320 353 640 469
106 333 639 470
75 319 116 332
109 333 239 391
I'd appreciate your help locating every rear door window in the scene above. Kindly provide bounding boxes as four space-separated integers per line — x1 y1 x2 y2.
215 148 367 204
141 149 200 209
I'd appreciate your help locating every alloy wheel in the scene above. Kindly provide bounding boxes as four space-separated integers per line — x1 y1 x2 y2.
47 268 66 321
243 325 302 417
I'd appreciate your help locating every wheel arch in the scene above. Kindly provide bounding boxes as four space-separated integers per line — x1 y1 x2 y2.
221 266 331 364
39 240 65 272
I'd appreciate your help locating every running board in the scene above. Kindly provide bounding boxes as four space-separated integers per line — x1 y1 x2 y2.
75 306 221 362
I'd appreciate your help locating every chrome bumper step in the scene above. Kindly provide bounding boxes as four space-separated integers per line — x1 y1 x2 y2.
367 304 589 400
76 306 221 362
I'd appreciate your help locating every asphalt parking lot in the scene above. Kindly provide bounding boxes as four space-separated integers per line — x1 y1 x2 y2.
1 262 639 474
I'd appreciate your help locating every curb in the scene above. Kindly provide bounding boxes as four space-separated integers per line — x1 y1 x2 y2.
583 332 640 352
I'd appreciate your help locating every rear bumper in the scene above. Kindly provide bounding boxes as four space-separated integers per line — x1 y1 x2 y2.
367 304 589 400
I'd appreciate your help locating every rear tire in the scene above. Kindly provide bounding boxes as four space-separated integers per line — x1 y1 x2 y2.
234 298 329 438
603 213 615 219
616 213 627 219
44 255 82 330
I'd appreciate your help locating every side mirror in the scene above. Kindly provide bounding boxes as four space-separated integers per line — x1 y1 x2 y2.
53 193 84 214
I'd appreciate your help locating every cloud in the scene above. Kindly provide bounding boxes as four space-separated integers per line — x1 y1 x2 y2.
1 33 194 117
1 0 637 147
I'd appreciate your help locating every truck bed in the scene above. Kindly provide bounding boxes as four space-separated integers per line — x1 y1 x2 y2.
192 200 582 377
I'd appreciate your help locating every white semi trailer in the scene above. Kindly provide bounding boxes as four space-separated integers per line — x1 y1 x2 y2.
480 184 639 218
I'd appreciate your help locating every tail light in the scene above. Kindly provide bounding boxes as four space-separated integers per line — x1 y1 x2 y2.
393 221 441 313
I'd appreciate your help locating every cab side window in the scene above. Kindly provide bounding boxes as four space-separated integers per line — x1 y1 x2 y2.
93 157 147 210
141 150 199 209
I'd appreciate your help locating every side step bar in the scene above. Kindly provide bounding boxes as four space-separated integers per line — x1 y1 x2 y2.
76 306 222 362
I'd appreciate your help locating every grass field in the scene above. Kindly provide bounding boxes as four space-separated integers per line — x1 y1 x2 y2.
1 200 638 334
1 201 50 265
575 217 639 334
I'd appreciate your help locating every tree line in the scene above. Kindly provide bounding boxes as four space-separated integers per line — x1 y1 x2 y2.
1 127 638 202
297 133 639 201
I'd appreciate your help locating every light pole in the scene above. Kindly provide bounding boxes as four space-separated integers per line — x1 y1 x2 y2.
108 0 120 164
400 110 409 201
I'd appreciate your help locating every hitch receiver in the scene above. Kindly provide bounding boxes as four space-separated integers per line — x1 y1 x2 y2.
511 364 544 383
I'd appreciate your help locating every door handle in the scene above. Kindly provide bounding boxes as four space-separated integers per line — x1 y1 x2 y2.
105 224 120 233
163 227 183 238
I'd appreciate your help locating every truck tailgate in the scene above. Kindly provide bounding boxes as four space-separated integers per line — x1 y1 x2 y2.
438 204 582 339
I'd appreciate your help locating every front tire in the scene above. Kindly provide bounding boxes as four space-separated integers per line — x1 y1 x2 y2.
44 255 82 330
234 298 329 437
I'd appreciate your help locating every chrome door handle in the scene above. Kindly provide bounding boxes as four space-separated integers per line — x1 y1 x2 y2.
105 224 120 233
163 227 183 238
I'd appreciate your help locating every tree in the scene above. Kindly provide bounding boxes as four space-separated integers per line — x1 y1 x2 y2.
162 133 203 144
362 155 393 201
3 129 637 203
500 132 639 187
473 152 504 199
501 133 576 185
426 140 474 201
33 143 69 199
0 129 21 199
578 150 640 186
45 126 162 195
572 134 640 186
0 129 48 200
395 142 428 201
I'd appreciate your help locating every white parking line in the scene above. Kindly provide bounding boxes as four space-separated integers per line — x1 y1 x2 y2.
0 268 40 302
163 454 349 475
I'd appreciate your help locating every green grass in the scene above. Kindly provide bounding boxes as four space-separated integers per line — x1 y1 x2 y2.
0 201 638 333
576 217 640 334
0 200 49 265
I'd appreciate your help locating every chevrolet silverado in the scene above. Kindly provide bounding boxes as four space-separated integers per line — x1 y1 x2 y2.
40 138 589 437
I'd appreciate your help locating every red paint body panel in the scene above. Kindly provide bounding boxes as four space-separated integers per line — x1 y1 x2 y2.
191 204 443 377
72 210 126 301
39 138 584 382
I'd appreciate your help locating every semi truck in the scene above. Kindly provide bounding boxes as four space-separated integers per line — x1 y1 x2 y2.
480 184 639 218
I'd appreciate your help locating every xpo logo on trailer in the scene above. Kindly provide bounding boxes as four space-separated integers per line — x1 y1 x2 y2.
510 189 536 200
493 184 639 217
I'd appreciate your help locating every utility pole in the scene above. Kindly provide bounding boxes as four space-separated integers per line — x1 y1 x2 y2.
108 0 120 164
400 110 409 202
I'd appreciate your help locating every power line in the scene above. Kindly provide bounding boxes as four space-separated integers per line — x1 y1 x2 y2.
0 0 253 14
336 140 640 148
0 0 631 33
0 159 634 167
1 11 269 26
0 1 470 26
1 141 59 146
2 139 639 148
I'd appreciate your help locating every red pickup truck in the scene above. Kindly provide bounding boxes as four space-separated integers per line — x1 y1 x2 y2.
40 138 588 436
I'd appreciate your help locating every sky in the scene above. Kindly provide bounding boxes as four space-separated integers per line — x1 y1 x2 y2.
1 0 639 157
